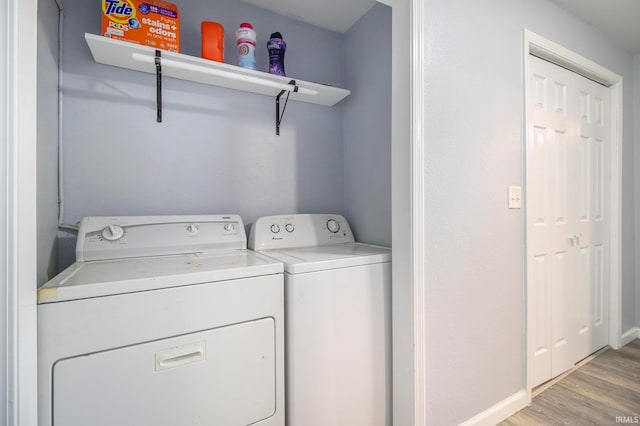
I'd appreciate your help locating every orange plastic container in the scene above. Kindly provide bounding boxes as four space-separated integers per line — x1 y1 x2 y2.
201 21 225 62
102 0 180 52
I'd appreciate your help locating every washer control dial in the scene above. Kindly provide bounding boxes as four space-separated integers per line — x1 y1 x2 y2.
285 223 295 233
224 223 235 232
270 224 281 234
101 225 124 241
186 224 199 234
326 219 341 234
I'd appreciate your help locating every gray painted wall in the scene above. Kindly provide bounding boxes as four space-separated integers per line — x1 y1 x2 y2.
37 0 60 285
633 53 640 327
58 0 350 265
343 4 392 247
421 0 636 423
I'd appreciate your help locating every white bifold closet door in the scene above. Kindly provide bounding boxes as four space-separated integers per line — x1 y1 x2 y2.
527 54 610 388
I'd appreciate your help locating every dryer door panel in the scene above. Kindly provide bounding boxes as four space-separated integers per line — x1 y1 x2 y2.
53 318 276 426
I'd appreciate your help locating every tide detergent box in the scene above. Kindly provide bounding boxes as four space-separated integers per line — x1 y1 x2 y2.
102 0 180 52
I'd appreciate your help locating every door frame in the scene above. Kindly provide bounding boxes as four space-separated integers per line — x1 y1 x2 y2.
4 0 39 424
523 30 623 390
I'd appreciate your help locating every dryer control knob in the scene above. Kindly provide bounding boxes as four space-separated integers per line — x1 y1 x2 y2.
224 223 235 232
326 219 341 234
186 224 199 234
285 223 295 233
270 224 281 234
101 225 124 241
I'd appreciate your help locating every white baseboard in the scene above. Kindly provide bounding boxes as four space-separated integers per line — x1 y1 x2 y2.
621 327 640 347
462 330 639 426
458 389 530 426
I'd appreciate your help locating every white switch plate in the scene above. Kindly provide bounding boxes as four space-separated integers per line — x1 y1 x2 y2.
508 186 522 209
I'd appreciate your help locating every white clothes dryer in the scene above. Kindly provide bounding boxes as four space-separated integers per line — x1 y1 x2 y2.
249 214 391 426
38 215 285 426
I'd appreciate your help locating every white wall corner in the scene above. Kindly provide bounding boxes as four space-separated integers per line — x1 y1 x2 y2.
458 389 530 426
6 0 40 424
410 0 426 424
390 0 417 424
621 327 640 347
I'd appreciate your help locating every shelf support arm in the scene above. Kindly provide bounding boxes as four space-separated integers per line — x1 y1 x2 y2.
155 50 162 123
275 80 298 135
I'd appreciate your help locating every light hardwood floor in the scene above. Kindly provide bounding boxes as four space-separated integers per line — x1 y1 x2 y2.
501 339 640 426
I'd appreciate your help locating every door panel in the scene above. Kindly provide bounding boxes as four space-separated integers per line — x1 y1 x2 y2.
553 130 567 225
574 245 591 361
550 251 570 378
575 70 610 358
528 56 573 385
590 88 610 352
578 136 591 223
531 253 550 383
527 55 610 387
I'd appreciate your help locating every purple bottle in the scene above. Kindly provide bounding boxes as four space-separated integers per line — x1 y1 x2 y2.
267 32 286 76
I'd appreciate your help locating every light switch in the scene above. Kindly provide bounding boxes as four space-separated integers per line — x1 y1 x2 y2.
508 186 522 209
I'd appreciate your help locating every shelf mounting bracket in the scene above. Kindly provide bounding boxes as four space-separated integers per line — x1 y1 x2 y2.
275 80 298 135
155 49 162 123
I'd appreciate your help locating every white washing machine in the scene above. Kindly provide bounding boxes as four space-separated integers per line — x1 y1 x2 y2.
38 215 285 426
249 214 392 426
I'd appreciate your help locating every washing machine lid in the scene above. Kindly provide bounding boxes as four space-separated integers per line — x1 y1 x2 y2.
260 243 391 274
38 250 283 303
